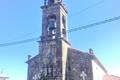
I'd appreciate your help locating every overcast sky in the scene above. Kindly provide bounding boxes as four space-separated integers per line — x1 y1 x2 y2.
0 0 120 80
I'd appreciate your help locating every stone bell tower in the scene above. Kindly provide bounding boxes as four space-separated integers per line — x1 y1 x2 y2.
41 0 68 41
40 0 70 80
27 0 71 80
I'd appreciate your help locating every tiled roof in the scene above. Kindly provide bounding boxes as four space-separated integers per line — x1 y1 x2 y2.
103 75 120 80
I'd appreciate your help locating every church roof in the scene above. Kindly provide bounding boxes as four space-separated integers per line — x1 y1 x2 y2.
103 75 120 80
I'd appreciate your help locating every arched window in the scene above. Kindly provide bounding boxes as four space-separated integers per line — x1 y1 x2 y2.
48 15 56 31
48 0 55 5
62 15 66 38
51 0 54 3
62 15 66 28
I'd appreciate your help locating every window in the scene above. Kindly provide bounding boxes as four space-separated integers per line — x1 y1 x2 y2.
48 15 56 31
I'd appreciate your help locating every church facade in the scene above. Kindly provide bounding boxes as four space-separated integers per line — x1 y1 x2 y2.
26 0 108 80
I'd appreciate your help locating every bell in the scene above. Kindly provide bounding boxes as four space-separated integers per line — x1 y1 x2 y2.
48 19 56 31
48 0 55 5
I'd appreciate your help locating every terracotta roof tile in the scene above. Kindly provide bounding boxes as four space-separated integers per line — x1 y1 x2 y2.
103 75 120 80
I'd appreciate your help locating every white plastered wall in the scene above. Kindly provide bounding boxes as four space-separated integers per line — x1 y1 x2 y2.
92 60 106 80
61 40 70 80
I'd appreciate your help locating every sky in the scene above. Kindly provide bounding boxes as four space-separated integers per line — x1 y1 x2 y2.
0 0 120 80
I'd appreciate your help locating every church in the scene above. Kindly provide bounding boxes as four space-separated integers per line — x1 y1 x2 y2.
26 0 119 80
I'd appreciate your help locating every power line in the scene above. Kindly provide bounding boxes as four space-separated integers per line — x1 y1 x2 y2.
0 15 120 47
68 15 120 32
0 37 39 47
78 0 104 13
69 0 105 19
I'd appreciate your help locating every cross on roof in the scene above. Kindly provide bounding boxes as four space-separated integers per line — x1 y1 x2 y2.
80 71 87 80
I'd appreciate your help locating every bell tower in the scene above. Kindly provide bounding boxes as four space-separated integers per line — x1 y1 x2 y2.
39 0 70 80
41 0 68 41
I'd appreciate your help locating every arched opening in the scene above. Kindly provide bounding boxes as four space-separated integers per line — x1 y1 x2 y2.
48 15 57 31
62 15 66 38
48 0 55 5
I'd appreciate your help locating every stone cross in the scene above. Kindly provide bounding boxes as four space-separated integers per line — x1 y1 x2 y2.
80 71 87 80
